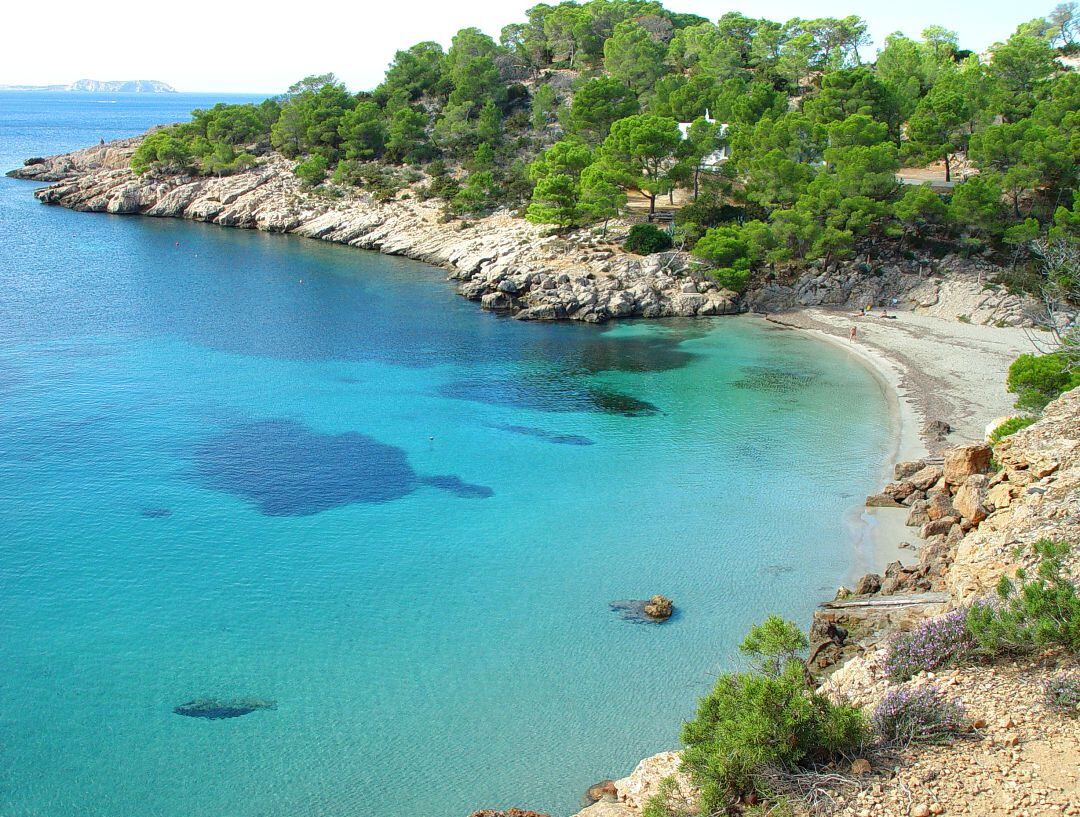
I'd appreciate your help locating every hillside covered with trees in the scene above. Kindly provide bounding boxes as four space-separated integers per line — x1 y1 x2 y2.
130 1 1079 294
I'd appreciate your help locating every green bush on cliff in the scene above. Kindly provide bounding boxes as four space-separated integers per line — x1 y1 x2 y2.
681 617 868 810
1006 351 1080 411
131 101 278 177
623 223 673 254
966 539 1080 655
988 415 1037 442
708 265 751 293
294 155 329 187
131 130 194 175
640 776 692 817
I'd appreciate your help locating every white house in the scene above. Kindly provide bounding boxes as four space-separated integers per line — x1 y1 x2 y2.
677 111 729 170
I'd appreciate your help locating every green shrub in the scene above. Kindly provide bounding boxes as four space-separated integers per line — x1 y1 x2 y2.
640 776 691 817
294 154 329 186
624 223 674 255
1007 352 1080 412
739 615 809 675
131 129 194 175
681 617 867 811
966 540 1080 655
991 267 1044 297
989 415 1037 443
709 266 751 293
693 226 747 273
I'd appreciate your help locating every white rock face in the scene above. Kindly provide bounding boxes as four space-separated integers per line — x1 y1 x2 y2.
615 751 697 812
10 140 741 325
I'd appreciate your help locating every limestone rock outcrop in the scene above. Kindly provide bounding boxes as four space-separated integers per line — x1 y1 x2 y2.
819 388 1079 671
745 255 1044 327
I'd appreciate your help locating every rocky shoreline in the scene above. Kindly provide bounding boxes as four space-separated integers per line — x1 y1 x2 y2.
8 141 741 323
8 137 1043 331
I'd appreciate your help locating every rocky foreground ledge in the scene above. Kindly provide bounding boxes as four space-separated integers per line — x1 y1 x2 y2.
11 137 1043 328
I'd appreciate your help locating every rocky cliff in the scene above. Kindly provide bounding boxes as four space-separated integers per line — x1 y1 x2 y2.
10 136 1044 328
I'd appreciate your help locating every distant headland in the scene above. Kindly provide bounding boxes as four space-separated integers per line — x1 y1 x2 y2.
0 79 176 93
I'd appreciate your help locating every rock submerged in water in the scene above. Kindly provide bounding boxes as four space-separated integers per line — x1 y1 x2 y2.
173 697 276 720
610 595 674 623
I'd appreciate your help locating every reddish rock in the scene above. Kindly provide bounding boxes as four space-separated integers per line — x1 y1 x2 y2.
909 464 944 491
884 481 916 501
925 492 956 521
906 499 931 527
921 517 959 538
894 459 927 480
867 492 904 508
585 780 618 803
953 474 990 523
943 443 992 485
854 573 882 595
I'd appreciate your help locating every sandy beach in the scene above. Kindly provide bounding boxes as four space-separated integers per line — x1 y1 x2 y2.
764 308 1037 578
765 308 1035 450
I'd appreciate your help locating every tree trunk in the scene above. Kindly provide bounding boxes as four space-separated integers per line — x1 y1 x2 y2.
693 166 700 200
649 193 656 215
944 153 951 183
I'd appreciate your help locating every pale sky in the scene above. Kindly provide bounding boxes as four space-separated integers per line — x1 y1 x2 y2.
0 0 1045 94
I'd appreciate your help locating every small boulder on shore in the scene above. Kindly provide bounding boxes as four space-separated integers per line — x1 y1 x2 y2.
854 573 882 595
584 780 618 804
943 442 992 485
866 492 904 508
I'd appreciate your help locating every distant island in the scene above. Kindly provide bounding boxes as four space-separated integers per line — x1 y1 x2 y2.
0 79 176 93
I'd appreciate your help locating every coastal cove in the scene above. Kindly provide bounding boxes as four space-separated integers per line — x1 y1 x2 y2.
0 95 903 817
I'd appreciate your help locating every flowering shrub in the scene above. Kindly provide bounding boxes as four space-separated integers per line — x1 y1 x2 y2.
1044 673 1080 717
882 610 976 681
872 685 966 745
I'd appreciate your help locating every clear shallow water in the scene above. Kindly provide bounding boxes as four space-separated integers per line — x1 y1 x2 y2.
0 93 893 817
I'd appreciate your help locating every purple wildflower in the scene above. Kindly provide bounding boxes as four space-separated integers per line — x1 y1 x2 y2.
882 609 975 681
873 685 966 745
1044 672 1080 717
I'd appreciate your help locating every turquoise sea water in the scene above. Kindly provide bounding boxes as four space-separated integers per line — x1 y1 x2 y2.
0 93 893 817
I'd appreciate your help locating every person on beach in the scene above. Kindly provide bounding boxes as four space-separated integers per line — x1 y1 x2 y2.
850 325 858 341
